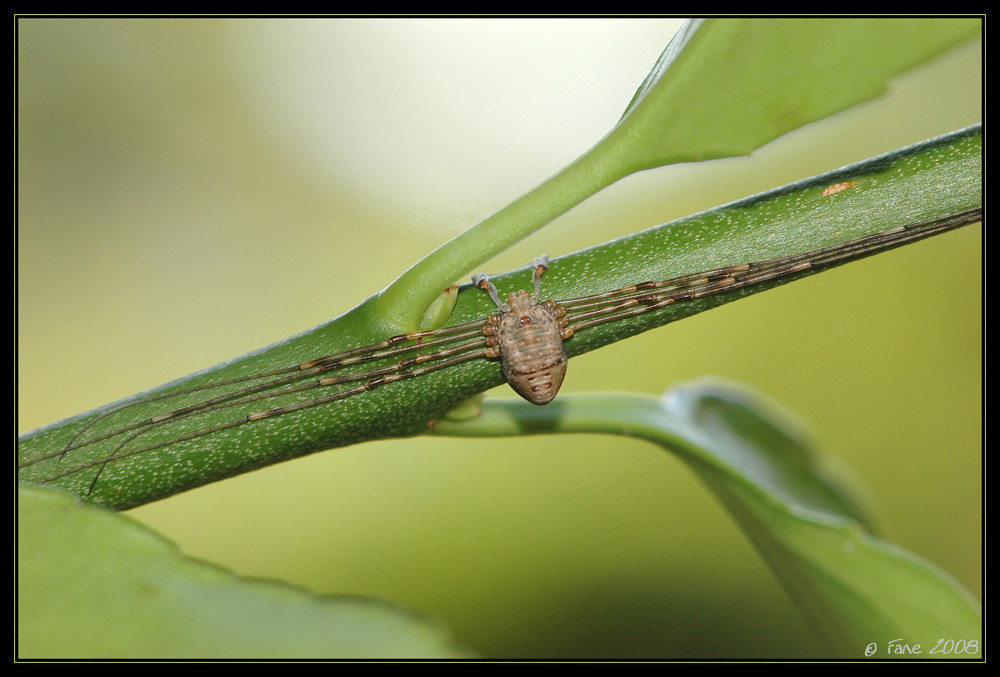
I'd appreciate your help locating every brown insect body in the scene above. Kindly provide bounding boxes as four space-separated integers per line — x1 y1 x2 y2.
494 290 568 405
475 255 572 405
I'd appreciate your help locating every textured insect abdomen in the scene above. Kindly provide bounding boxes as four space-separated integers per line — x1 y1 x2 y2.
497 290 568 405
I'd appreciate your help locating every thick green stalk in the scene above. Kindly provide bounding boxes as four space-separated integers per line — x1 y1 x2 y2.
17 126 982 510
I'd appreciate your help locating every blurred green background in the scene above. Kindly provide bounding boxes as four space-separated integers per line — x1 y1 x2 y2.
18 18 981 658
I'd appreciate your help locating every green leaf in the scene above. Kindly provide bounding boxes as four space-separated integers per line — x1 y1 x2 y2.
430 382 982 658
17 486 475 659
17 125 982 510
612 18 981 168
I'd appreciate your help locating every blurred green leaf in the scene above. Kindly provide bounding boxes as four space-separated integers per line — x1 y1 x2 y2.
432 382 982 658
17 486 475 659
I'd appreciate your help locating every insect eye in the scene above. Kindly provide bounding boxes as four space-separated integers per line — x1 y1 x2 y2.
519 316 532 326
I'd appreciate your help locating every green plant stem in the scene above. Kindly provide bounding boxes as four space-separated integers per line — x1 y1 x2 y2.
16 126 982 510
375 141 630 332
375 18 980 330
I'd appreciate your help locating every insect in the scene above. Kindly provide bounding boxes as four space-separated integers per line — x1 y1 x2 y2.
473 255 570 405
17 208 980 496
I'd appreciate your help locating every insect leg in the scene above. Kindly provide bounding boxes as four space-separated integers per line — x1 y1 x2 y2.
472 272 507 311
531 254 550 301
35 333 497 493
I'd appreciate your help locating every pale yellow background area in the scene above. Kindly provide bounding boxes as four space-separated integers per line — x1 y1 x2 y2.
18 19 981 658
